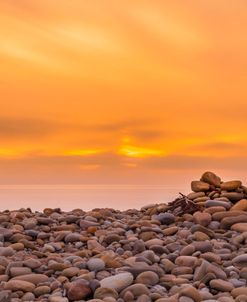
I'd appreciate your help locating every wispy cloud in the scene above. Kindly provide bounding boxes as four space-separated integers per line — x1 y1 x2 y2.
1 153 247 184
0 116 56 139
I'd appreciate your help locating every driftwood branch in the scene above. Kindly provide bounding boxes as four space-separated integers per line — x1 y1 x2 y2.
166 192 201 216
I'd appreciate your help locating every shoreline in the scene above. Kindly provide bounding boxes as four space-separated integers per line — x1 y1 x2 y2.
0 171 247 301
0 184 184 213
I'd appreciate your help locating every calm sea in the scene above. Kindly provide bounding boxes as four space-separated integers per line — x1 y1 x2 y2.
0 184 188 212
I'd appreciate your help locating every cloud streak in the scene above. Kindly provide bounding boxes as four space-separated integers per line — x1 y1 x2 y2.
0 117 57 139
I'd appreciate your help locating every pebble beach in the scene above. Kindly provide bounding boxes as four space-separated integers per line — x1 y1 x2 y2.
0 171 247 302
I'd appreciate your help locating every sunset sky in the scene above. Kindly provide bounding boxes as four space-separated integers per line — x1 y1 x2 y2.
1 0 247 184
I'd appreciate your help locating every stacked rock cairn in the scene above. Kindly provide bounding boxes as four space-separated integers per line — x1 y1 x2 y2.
0 171 247 302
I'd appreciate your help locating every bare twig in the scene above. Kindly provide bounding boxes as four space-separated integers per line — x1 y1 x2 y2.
166 193 201 216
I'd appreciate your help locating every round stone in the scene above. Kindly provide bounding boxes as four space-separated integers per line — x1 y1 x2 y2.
220 180 242 191
104 234 121 244
235 295 247 302
64 232 82 243
205 200 231 210
230 199 247 211
212 210 246 221
193 212 211 227
9 243 25 251
67 279 92 301
4 280 35 292
209 279 234 292
0 247 15 257
100 272 134 292
187 192 206 200
193 241 213 253
163 226 178 236
175 256 198 267
180 245 196 256
231 223 247 232
221 192 245 202
12 273 49 285
135 271 159 286
10 267 32 277
87 258 105 271
49 297 69 302
34 285 51 296
204 206 226 214
21 292 35 301
221 215 247 229
201 171 221 187
193 231 210 241
232 254 247 268
231 287 247 298
120 284 150 298
155 213 175 225
191 181 210 192
94 287 118 299
179 286 202 302
23 258 42 269
179 297 195 302
145 238 164 248
62 267 80 278
123 290 134 301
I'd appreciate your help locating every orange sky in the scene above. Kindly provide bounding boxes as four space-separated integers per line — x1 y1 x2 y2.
1 0 247 184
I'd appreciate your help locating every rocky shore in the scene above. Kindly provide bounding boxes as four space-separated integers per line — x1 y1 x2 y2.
0 171 247 302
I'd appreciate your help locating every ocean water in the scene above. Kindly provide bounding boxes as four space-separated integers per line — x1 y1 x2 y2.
0 184 188 212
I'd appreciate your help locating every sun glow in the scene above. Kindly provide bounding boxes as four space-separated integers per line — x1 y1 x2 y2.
64 149 103 156
0 148 24 158
118 144 164 158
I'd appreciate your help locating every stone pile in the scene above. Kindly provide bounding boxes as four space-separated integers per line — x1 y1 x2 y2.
189 171 247 208
0 171 246 302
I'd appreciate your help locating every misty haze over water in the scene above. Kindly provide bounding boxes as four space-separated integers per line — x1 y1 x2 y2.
0 184 188 212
